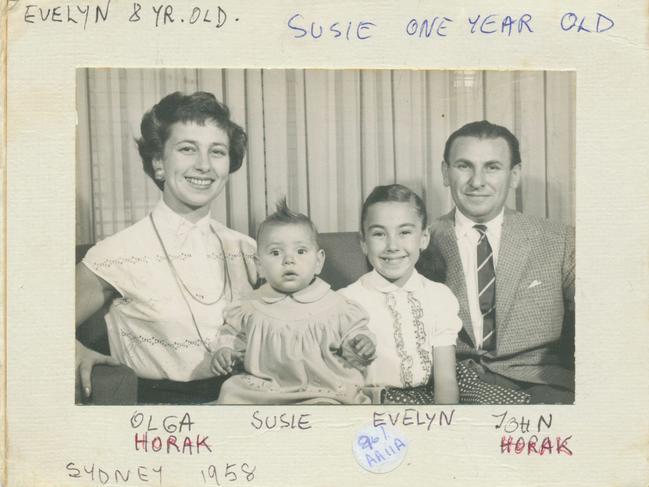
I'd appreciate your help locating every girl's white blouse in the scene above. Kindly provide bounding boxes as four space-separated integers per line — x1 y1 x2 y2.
82 200 257 381
339 270 462 388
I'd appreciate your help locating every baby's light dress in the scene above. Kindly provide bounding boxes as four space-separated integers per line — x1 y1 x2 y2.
215 278 373 404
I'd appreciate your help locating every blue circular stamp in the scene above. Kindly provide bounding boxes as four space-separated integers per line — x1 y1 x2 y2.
352 423 408 474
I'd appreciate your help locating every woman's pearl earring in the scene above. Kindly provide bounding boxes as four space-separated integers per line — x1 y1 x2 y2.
154 168 165 181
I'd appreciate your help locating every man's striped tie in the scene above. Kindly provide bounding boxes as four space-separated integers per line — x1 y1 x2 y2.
474 224 496 351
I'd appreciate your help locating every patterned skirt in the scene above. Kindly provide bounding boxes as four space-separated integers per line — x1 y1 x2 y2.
381 361 531 405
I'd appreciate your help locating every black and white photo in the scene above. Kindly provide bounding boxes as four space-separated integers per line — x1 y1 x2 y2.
75 68 575 405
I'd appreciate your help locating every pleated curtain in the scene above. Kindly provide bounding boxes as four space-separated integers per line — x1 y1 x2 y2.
76 68 575 244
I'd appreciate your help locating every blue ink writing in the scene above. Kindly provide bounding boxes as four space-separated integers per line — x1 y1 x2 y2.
560 12 614 33
405 16 453 37
364 437 406 467
357 425 406 469
357 434 379 450
467 13 533 35
288 13 376 40
357 424 388 450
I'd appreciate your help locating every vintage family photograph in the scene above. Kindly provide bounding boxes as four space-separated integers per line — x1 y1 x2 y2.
75 68 575 406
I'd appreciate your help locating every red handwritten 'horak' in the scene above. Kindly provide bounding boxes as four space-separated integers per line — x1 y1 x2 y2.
500 435 573 455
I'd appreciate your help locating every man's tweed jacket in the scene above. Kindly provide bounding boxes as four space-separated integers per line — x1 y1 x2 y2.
424 209 575 390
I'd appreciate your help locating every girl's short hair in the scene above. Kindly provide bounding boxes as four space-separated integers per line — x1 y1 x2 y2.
360 184 446 282
360 184 428 236
136 91 247 190
257 198 319 247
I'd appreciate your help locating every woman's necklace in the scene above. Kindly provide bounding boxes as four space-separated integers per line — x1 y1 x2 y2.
150 213 232 352
150 213 230 305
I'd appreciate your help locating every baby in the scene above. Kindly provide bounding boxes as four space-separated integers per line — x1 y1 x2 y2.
211 199 375 404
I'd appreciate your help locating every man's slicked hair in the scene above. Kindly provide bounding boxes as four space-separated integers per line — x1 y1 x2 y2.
443 120 521 168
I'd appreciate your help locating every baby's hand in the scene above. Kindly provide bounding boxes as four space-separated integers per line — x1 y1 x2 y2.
351 334 376 364
211 348 239 375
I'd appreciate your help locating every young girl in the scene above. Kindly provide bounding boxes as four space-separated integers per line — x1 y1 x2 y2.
340 184 461 404
211 200 376 404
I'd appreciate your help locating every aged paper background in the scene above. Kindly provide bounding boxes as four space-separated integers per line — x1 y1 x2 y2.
4 0 649 486
1 1 6 482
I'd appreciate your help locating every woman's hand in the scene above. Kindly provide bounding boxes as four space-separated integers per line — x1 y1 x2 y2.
211 348 241 375
76 340 121 398
76 263 121 399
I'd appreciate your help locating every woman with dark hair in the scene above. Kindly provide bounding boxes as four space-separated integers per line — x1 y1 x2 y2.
76 91 258 404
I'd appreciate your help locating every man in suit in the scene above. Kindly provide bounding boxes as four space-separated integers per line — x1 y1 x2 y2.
424 120 575 404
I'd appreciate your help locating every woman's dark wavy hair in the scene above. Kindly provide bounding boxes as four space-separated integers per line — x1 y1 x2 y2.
136 91 247 190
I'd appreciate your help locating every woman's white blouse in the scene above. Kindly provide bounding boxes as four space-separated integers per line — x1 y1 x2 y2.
339 270 462 388
82 200 256 381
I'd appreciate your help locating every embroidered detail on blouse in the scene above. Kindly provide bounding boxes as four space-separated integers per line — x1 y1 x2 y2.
206 251 256 261
91 251 253 270
385 293 414 387
407 292 432 381
120 329 203 351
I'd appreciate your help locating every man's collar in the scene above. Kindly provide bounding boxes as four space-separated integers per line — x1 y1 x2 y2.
258 277 331 304
454 207 504 237
152 199 213 240
361 269 424 294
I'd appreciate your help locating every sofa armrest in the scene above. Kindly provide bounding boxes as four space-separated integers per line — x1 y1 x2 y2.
76 364 138 405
